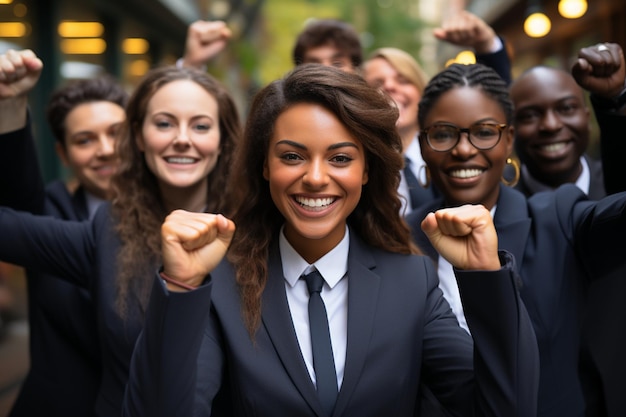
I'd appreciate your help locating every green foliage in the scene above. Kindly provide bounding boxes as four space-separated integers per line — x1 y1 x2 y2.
259 0 427 85
339 0 426 58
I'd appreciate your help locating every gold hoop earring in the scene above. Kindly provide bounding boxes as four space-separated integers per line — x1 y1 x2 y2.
501 157 520 187
418 164 431 188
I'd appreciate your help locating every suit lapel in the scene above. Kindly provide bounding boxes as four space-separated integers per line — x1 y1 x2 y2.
493 185 531 274
410 198 445 262
333 235 380 417
261 242 323 414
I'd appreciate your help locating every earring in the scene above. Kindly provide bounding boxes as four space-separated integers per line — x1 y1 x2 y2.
418 165 431 188
501 157 520 187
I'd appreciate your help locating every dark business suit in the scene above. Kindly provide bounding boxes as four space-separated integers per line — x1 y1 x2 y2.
0 203 145 417
0 123 100 417
407 184 626 417
577 97 626 417
514 153 606 200
123 231 539 417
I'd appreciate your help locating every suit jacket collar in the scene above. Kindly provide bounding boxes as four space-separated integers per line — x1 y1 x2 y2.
493 185 531 274
260 233 381 417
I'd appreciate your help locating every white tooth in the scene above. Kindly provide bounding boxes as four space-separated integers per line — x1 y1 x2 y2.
450 169 483 178
167 157 195 164
540 143 566 153
296 196 334 208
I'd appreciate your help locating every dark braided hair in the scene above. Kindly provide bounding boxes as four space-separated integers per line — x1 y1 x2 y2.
418 63 513 128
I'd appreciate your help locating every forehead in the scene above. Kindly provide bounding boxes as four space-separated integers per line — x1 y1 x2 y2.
363 57 396 76
303 43 349 60
146 79 218 115
511 68 584 104
272 102 360 146
65 101 125 131
424 86 506 125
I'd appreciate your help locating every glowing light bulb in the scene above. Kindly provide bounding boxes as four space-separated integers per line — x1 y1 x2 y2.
524 12 551 38
558 0 587 19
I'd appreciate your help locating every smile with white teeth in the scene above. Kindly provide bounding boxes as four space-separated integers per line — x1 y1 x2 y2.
295 196 335 209
165 157 196 164
538 142 567 153
449 168 483 179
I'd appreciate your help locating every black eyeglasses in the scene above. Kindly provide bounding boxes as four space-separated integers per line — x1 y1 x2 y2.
420 123 507 152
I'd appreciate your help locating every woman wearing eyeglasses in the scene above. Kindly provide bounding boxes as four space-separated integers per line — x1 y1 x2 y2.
405 62 626 417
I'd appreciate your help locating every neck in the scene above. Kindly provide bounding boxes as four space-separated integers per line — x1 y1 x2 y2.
398 125 418 153
159 180 208 213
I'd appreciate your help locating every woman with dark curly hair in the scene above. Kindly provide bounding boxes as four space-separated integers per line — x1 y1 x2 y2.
123 64 539 417
0 65 241 417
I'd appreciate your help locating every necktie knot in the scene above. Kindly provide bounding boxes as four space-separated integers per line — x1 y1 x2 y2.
303 270 324 295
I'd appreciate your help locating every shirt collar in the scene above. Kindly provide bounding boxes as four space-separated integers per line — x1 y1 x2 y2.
521 156 589 194
279 225 350 289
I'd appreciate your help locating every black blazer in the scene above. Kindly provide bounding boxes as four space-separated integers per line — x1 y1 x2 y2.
0 123 100 417
407 184 626 417
123 232 539 417
0 203 145 417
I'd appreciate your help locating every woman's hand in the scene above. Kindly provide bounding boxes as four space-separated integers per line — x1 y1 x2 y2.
161 210 235 288
421 204 500 271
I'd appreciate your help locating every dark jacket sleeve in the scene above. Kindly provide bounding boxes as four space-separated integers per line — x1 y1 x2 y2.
456 250 539 417
476 37 512 85
590 93 626 194
0 116 46 213
123 275 217 417
0 205 97 288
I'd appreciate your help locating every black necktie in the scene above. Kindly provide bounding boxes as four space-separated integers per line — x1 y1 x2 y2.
303 270 337 416
404 156 421 209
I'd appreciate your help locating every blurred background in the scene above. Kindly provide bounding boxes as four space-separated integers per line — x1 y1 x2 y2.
0 0 624 414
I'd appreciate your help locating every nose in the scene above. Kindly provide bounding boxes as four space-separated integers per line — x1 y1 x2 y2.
173 128 191 148
540 109 563 132
302 159 329 188
96 135 115 158
451 130 477 157
382 77 397 93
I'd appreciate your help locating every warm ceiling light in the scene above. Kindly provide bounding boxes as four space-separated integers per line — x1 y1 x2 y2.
0 22 27 37
129 59 150 77
60 38 107 54
455 50 476 65
0 0 14 4
58 21 104 38
122 38 149 54
524 12 551 38
558 0 587 19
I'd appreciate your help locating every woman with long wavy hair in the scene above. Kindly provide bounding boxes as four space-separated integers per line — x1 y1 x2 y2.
0 65 241 417
124 64 539 417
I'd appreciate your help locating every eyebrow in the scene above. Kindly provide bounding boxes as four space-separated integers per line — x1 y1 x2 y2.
275 139 359 150
152 111 215 121
431 118 502 126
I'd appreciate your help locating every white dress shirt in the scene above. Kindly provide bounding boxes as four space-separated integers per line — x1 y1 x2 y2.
399 135 427 216
280 225 349 390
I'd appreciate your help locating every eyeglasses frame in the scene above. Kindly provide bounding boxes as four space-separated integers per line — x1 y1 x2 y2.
420 122 508 152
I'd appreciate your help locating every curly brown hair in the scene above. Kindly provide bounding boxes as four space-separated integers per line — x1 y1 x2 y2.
110 66 241 315
228 64 419 336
